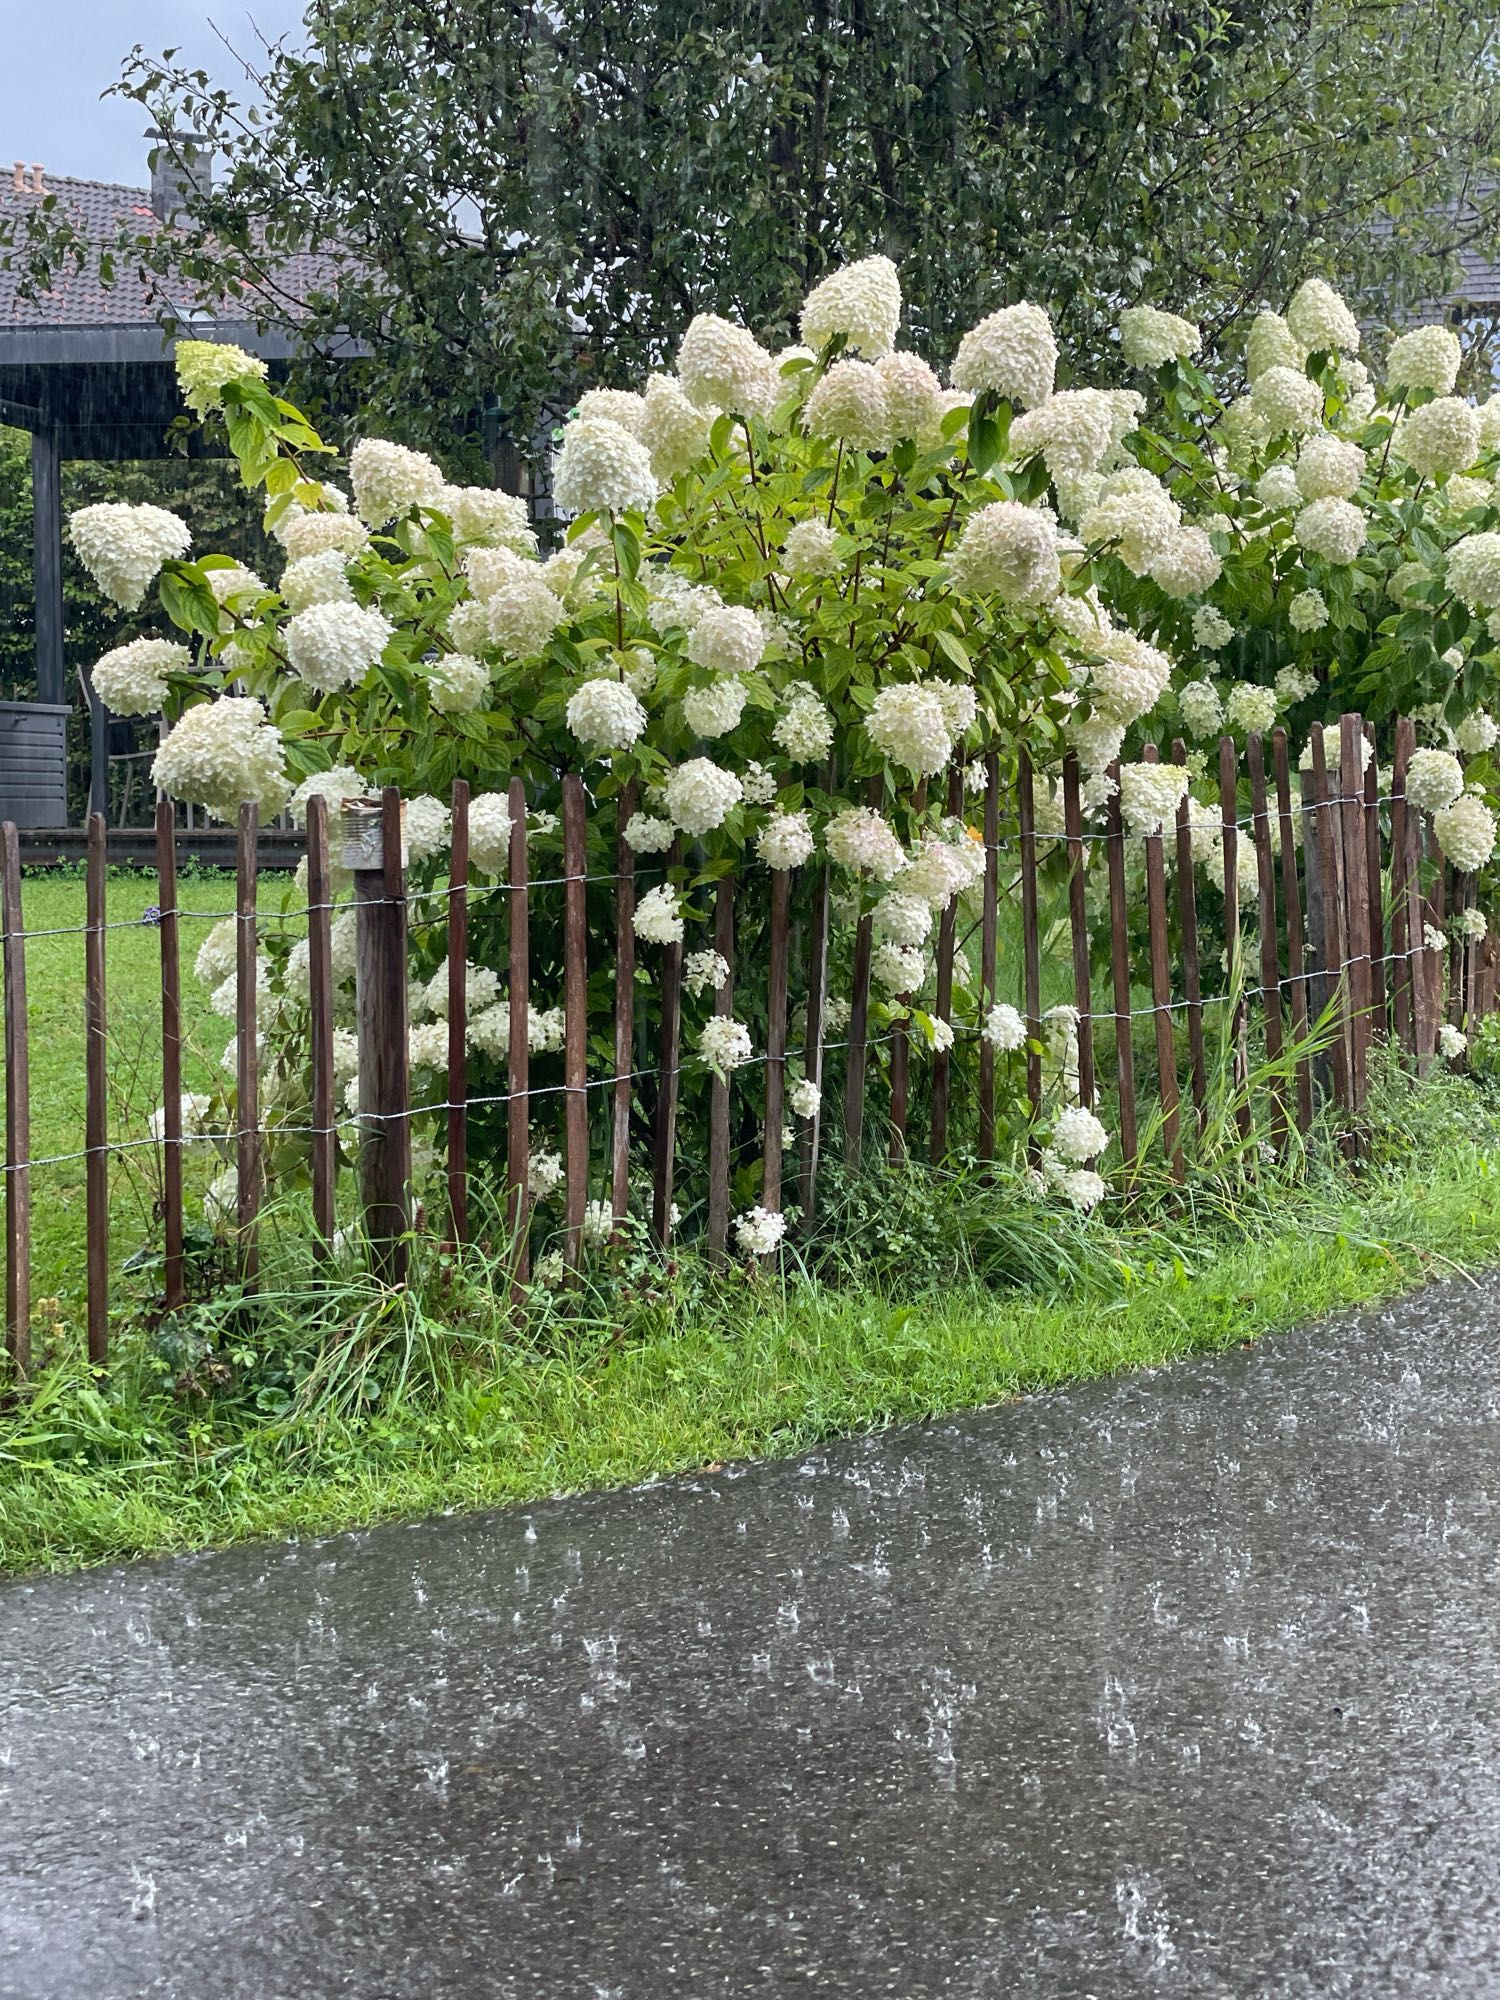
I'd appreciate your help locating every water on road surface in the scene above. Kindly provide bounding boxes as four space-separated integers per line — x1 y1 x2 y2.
2 1278 1498 1998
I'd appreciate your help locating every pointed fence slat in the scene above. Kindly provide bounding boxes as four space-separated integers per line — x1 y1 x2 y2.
1388 719 1416 1055
651 837 684 1249
843 904 875 1170
1363 720 1386 1037
887 996 910 1164
154 801 184 1312
506 777 531 1289
929 768 963 1162
1306 728 1352 1109
447 779 470 1247
2 822 30 1377
234 805 263 1285
1140 744 1182 1178
762 865 792 1216
1104 763 1138 1166
1017 747 1043 1143
1170 740 1206 1124
84 814 109 1365
561 775 590 1266
706 876 735 1265
612 781 638 1220
797 853 831 1217
1339 714 1372 1112
1246 733 1286 1145
977 750 1000 1160
1271 729 1314 1132
1062 753 1097 1116
304 794 337 1249
353 790 408 1283
1219 736 1251 1141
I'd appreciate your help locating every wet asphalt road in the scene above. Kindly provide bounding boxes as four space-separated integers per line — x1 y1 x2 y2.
2 1277 1498 1999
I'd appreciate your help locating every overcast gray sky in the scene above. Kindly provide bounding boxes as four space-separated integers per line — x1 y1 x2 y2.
1 2 307 188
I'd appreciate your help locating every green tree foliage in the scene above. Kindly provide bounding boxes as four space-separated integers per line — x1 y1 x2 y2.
6 1 1500 470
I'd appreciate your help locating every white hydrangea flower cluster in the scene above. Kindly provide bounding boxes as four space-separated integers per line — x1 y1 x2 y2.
757 810 815 870
1051 1104 1109 1163
423 957 501 1021
152 697 290 823
866 682 953 777
1399 398 1480 480
699 1015 754 1075
687 604 766 676
91 637 190 716
1295 434 1365 501
281 510 370 564
68 502 192 610
425 653 489 714
633 884 685 945
1433 791 1498 872
1288 588 1329 632
566 676 648 751
1192 606 1233 650
826 805 906 879
1404 748 1465 814
663 758 742 835
871 940 925 993
676 314 776 416
284 602 394 693
1445 533 1500 612
734 1205 787 1256
804 358 892 450
950 302 1057 407
1456 907 1489 941
1294 496 1367 565
1276 665 1319 705
683 949 729 997
1119 305 1201 371
799 254 901 359
552 416 659 517
948 500 1060 604
1225 684 1277 736
982 1002 1027 1051
639 373 713 484
1178 679 1223 737
682 678 748 738
349 439 445 525
282 549 354 612
439 484 536 552
1438 1023 1468 1061
789 1076 822 1118
623 811 676 855
1119 761 1189 837
1285 279 1361 355
773 683 836 761
1251 365 1323 438
782 518 840 577
174 338 269 417
1456 711 1499 755
1386 324 1462 397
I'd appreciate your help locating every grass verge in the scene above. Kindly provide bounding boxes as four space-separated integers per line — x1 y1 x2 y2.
3 1062 1497 1576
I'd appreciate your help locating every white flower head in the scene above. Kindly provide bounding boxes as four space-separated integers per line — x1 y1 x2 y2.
91 636 190 716
1119 305 1201 371
1386 323 1462 397
758 810 815 871
949 499 1061 604
633 883 686 945
68 501 191 610
1294 496 1367 566
699 1015 753 1075
284 602 393 693
676 314 776 416
686 603 766 676
1285 279 1360 354
552 417 658 517
567 676 648 752
866 683 953 777
950 302 1057 407
349 438 445 525
152 697 289 824
804 358 890 450
734 1205 787 1256
663 758 742 836
799 254 902 358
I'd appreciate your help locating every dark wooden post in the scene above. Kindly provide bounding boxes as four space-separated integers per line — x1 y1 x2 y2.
1271 729 1314 1132
447 780 470 1247
1338 715 1372 1112
506 779 530 1290
929 767 963 1162
1062 753 1097 1114
1017 746 1043 1145
1104 764 1138 1166
2 822 30 1377
651 839 684 1249
352 789 410 1281
1246 733 1286 1146
797 850 832 1218
1389 718 1416 1055
235 803 263 1286
155 800 185 1310
762 865 792 1214
1170 740 1207 1125
706 876 736 1266
1140 744 1182 1178
977 750 1000 1159
30 426 66 708
84 812 108 1365
305 794 337 1249
611 781 638 1220
561 775 589 1265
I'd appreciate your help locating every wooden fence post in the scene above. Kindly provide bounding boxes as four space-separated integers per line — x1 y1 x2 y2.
1246 733 1286 1146
2 822 30 1377
1017 746 1043 1147
762 865 792 1214
1219 736 1251 1140
305 794 337 1249
506 778 530 1291
797 848 832 1217
235 804 263 1286
1389 718 1416 1056
1363 719 1386 1038
651 837 684 1249
977 749 1001 1159
352 789 410 1282
85 812 108 1365
561 775 589 1266
706 876 736 1265
1170 740 1206 1125
842 775 881 1169
1338 714 1372 1112
929 768 963 1162
1271 729 1314 1132
447 779 470 1247
1140 744 1183 1178
1062 753 1097 1115
153 802 185 1312
1104 764 1138 1166
612 781 638 1221
1306 728 1352 1109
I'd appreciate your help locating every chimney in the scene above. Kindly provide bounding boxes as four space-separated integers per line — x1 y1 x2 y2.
30 165 43 193
11 162 23 192
146 128 212 224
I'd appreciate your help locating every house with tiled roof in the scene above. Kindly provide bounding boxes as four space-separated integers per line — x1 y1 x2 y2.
0 136 359 825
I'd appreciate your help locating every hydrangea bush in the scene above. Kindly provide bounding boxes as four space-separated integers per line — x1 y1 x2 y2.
74 281 1500 1258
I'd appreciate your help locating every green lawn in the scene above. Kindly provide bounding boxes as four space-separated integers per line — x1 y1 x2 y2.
1 868 296 1304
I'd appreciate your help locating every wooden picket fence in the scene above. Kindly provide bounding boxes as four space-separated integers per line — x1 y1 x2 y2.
1 711 1495 1377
